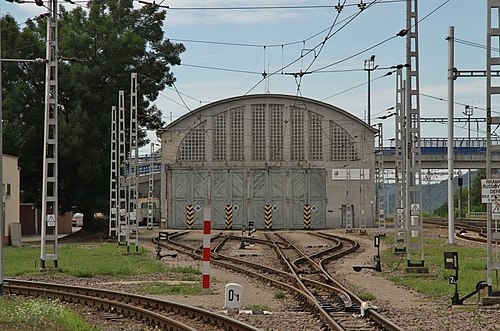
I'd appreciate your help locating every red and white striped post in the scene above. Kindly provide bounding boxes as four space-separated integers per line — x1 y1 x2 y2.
202 207 211 294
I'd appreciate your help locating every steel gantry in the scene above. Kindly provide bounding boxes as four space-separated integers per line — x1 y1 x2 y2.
486 0 500 297
40 0 59 271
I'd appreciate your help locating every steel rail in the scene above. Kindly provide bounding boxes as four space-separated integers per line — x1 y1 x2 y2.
5 279 261 331
160 231 404 331
5 283 197 331
311 232 404 330
283 232 404 331
264 233 346 330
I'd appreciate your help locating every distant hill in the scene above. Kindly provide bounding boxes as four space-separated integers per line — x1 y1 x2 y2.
383 171 474 215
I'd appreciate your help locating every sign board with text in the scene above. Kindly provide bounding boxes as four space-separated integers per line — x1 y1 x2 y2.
481 179 500 203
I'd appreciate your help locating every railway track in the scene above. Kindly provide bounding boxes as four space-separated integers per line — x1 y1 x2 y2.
4 278 260 331
424 219 490 243
158 230 404 331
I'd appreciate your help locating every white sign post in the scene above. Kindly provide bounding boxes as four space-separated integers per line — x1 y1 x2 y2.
481 179 500 220
224 283 243 311
46 214 56 227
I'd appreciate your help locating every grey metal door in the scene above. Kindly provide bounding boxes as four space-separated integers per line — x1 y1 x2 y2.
290 170 307 228
171 170 207 229
269 170 286 228
172 171 189 228
231 170 246 229
212 170 228 229
309 169 326 228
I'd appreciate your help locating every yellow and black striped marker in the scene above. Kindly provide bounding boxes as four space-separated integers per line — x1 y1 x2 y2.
264 204 272 230
186 204 194 229
304 204 311 230
225 204 233 230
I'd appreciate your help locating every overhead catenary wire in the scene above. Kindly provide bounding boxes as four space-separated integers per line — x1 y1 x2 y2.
155 0 463 135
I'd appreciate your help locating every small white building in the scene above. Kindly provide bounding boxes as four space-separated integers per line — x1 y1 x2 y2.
158 94 376 230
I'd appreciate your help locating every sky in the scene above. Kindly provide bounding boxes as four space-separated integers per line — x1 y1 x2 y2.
0 0 490 146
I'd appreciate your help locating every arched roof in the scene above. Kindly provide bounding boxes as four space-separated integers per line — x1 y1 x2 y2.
158 93 377 133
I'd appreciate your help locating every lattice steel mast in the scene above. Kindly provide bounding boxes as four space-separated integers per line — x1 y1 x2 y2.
109 106 118 238
147 143 155 229
40 0 59 270
127 73 139 253
394 67 406 253
118 91 127 244
486 0 500 297
376 123 385 233
404 0 425 269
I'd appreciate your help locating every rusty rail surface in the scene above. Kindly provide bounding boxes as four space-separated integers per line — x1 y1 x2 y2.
5 278 260 331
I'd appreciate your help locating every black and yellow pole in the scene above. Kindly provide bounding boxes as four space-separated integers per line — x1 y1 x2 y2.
225 204 233 230
186 204 194 229
264 204 272 230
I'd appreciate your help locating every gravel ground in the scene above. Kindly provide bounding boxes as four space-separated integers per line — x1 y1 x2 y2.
16 228 500 330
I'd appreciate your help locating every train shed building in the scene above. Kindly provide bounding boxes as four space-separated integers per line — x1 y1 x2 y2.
158 94 377 230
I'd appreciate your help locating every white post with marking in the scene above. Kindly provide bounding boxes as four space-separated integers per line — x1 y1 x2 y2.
225 283 243 311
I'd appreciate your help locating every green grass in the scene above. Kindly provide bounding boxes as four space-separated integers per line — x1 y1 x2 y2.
0 297 99 331
358 292 376 301
2 243 208 329
4 243 165 277
140 282 202 295
164 265 201 275
247 304 270 311
382 237 487 298
274 291 286 299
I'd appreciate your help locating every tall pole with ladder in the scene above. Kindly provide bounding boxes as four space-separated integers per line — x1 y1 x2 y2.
404 0 425 270
127 73 139 253
147 143 155 229
486 0 500 297
109 106 118 238
118 91 127 244
394 67 406 253
40 0 59 271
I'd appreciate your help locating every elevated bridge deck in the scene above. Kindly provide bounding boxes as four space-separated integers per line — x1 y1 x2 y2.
381 137 500 169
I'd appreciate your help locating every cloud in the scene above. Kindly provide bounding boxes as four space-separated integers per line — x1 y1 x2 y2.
164 0 327 27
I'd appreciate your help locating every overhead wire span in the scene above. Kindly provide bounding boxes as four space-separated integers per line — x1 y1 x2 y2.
179 63 262 75
172 82 191 111
311 0 451 74
454 37 500 53
162 2 407 11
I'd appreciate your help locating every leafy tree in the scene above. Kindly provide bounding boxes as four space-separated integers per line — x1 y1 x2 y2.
433 170 486 217
2 1 185 231
470 169 485 210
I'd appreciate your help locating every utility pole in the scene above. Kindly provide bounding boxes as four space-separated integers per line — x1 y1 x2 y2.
447 26 455 245
40 0 59 271
364 55 377 125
